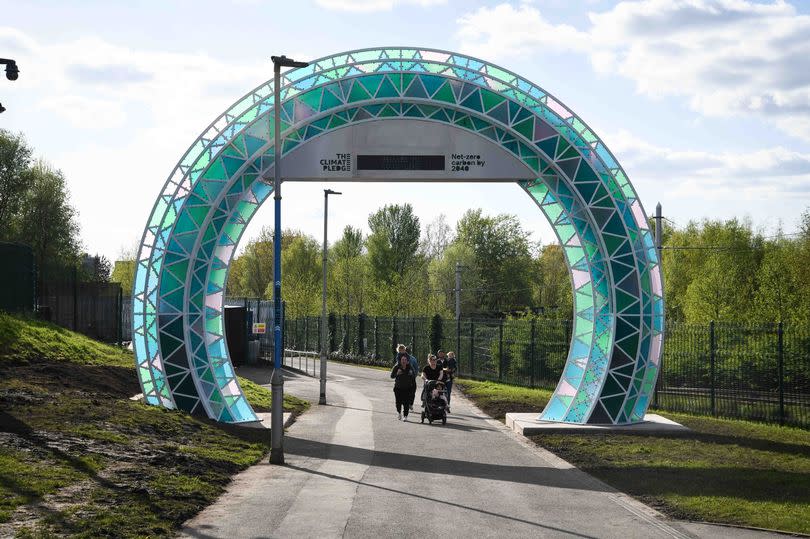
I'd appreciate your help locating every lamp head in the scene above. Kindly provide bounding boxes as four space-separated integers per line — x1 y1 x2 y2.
0 103 5 113
1 59 18 81
325 189 342 196
271 55 310 69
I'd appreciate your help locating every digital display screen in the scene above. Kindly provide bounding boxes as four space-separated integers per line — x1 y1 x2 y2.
357 155 445 171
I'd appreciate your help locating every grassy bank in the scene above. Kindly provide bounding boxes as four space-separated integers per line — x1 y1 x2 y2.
0 313 308 538
456 378 810 535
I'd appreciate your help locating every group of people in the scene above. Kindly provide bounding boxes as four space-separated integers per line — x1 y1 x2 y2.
389 344 457 421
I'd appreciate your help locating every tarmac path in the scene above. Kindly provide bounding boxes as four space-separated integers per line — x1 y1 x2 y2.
180 361 781 539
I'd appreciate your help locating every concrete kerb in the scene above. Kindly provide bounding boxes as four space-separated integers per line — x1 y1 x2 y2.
505 412 689 436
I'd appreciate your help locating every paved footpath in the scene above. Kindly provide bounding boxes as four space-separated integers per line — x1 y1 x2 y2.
180 362 782 539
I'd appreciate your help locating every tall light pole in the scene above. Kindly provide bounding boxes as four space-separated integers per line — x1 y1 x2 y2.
320 189 342 405
269 54 309 465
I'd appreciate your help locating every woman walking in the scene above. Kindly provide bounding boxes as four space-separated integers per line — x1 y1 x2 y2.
391 352 416 421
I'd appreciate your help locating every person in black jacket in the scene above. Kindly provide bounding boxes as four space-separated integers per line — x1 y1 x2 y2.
390 353 416 421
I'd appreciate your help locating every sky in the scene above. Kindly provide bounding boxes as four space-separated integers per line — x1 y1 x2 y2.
3 0 810 261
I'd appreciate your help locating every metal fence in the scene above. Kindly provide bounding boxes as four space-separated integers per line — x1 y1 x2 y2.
274 311 810 429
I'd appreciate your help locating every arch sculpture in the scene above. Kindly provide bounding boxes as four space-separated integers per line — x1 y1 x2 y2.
133 47 664 425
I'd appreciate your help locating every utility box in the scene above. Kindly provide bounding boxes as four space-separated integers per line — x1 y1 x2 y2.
223 306 247 366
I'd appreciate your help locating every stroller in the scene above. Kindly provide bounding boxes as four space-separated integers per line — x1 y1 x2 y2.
421 379 448 425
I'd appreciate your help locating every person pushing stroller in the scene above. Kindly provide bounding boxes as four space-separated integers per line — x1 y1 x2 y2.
420 354 448 424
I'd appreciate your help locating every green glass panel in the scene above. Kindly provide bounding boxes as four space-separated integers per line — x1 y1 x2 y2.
375 76 399 98
559 145 580 160
419 74 445 97
459 91 483 113
328 114 348 128
513 118 533 141
203 159 227 180
173 211 197 235
320 87 343 111
480 89 504 111
358 74 384 96
601 395 624 417
347 81 372 103
400 73 415 91
299 88 323 111
536 137 557 159
555 138 571 160
432 82 455 104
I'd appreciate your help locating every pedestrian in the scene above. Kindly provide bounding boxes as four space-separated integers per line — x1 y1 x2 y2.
420 354 445 406
435 349 447 369
444 351 458 413
394 344 419 411
390 352 416 421
393 344 419 375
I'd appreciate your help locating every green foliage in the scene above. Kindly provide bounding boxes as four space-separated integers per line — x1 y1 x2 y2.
428 241 479 317
455 209 535 312
276 234 321 318
0 313 310 536
0 312 132 367
534 244 572 318
0 134 83 273
0 130 33 231
367 203 421 283
111 259 136 294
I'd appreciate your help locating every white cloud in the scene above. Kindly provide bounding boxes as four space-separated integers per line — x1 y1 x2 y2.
456 1 810 141
456 3 590 59
609 130 810 202
315 0 445 12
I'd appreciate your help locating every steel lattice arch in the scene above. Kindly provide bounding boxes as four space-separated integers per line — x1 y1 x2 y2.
132 47 664 425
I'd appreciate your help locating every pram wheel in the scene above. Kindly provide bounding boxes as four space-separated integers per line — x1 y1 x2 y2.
442 415 447 425
420 412 425 423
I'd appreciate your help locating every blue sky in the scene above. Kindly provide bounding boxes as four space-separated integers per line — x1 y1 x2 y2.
3 0 810 260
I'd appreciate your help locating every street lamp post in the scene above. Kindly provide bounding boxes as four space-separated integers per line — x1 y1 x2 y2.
269 54 309 465
320 189 342 405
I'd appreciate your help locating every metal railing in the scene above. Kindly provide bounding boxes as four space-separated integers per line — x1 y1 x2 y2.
273 311 810 429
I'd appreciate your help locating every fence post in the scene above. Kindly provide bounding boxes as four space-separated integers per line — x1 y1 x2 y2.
530 319 536 387
72 265 78 331
374 316 379 359
456 318 461 371
710 319 716 417
469 320 475 376
778 321 785 426
498 320 504 382
116 286 123 346
358 313 366 356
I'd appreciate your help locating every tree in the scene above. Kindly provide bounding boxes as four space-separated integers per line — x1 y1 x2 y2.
676 218 763 323
421 213 453 260
0 130 32 236
81 254 112 282
111 260 136 294
367 204 421 283
16 161 81 274
427 241 480 317
455 209 535 313
332 225 363 260
276 234 322 317
231 226 275 298
534 244 572 318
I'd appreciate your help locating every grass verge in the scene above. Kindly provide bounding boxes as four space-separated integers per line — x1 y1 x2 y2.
0 312 308 537
456 378 810 535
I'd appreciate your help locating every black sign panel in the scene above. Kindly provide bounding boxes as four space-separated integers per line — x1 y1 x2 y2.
356 154 445 171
